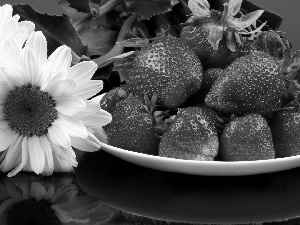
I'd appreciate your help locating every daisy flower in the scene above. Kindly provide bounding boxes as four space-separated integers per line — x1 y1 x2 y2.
0 174 115 224
0 31 112 177
0 4 35 61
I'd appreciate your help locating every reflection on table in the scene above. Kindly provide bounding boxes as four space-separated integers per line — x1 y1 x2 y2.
76 150 300 225
1 150 300 225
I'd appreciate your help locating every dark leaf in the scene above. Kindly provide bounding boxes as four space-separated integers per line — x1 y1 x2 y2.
122 0 178 20
12 4 88 63
76 14 119 57
79 25 118 56
67 0 92 14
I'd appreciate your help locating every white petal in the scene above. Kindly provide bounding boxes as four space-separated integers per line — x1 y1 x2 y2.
0 120 9 129
40 135 54 176
71 130 101 152
0 18 18 41
41 70 65 91
74 80 103 100
82 100 102 115
0 127 16 152
7 135 29 177
47 79 77 97
39 62 54 90
0 38 22 70
10 27 28 48
12 14 20 21
48 45 72 75
26 31 47 67
80 109 112 128
0 67 26 88
0 133 22 173
20 47 39 85
47 120 71 148
91 127 108 143
18 21 35 36
51 143 77 172
57 115 88 139
55 96 86 116
0 5 13 26
67 61 97 83
28 135 45 175
0 80 12 102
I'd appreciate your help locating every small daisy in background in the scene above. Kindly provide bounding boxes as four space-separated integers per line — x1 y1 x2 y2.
0 174 115 225
0 30 112 177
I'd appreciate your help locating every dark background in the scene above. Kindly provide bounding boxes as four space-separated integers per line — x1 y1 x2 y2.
0 0 299 52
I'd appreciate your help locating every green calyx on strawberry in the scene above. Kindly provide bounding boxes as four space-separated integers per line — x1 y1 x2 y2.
125 36 203 109
205 51 285 116
159 106 219 161
107 93 160 155
241 30 291 69
180 0 266 69
220 113 275 161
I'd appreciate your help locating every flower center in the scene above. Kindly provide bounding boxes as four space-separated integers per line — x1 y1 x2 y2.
3 84 58 137
6 199 62 225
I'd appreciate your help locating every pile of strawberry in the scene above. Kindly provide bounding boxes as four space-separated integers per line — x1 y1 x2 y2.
99 0 300 162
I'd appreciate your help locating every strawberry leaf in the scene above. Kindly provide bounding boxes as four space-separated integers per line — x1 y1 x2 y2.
225 0 243 18
207 24 224 51
122 0 178 20
67 0 92 14
12 4 87 62
228 9 264 30
188 0 210 18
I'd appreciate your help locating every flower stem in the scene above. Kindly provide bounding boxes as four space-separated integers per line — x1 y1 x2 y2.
93 14 137 68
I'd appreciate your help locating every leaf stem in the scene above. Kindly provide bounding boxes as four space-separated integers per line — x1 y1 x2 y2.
98 0 119 16
93 14 137 68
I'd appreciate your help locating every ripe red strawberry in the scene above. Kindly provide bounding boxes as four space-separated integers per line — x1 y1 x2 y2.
205 51 285 116
270 108 300 158
220 113 275 161
107 94 159 155
180 0 265 69
193 68 224 102
125 36 203 109
159 106 219 161
100 86 128 114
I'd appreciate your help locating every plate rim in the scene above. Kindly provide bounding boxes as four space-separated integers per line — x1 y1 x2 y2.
100 142 300 176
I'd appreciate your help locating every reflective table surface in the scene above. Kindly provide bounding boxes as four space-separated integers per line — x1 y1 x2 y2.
2 150 300 225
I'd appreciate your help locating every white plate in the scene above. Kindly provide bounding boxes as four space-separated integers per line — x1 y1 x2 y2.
100 143 300 176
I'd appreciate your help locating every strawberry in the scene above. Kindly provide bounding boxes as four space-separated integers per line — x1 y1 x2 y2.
205 51 285 116
220 113 275 161
193 68 225 103
180 0 265 69
270 108 300 158
100 86 128 114
125 36 203 109
106 93 159 155
158 106 219 161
